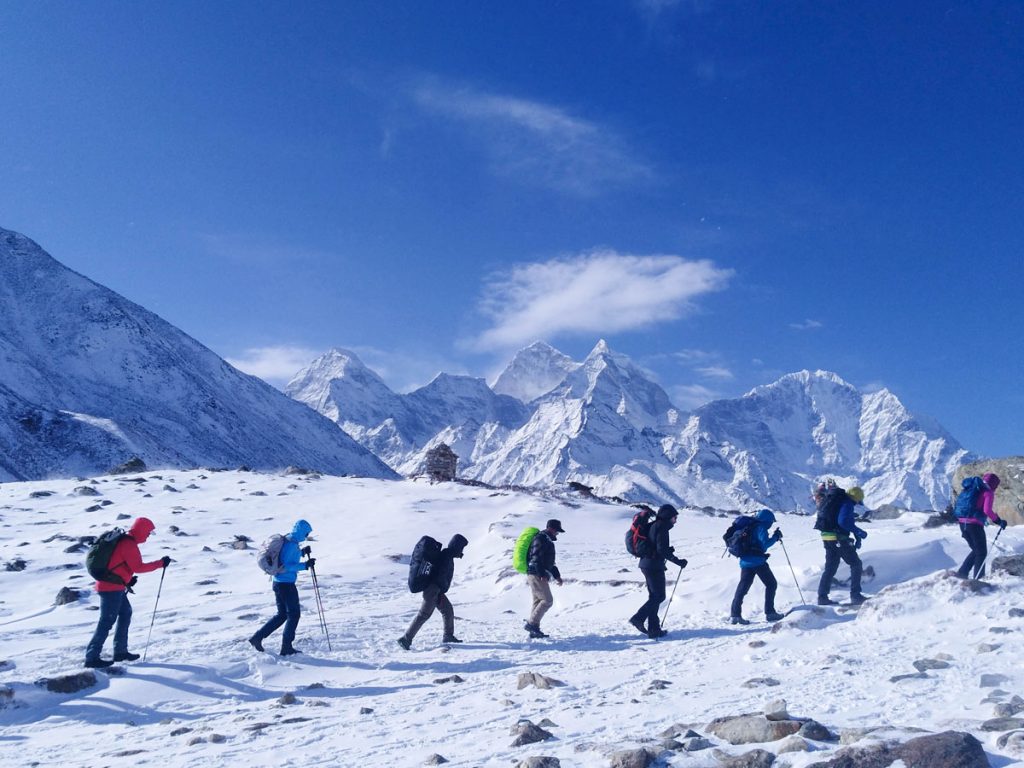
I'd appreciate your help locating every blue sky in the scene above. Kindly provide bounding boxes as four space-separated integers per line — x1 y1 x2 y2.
1 1 1022 458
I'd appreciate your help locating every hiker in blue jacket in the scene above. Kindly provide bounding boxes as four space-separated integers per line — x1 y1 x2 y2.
730 509 785 624
249 519 314 655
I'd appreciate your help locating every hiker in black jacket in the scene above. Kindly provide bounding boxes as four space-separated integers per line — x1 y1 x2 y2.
398 534 468 650
630 504 687 638
524 519 564 639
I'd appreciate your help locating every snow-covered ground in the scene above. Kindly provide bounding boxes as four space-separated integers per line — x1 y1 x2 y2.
1 470 1022 767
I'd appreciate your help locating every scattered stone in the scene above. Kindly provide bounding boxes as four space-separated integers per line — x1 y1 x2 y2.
913 658 951 672
72 486 101 497
743 677 781 688
516 758 560 768
86 505 103 513
992 554 1024 577
208 734 226 743
997 730 1024 751
647 679 671 691
0 684 15 709
187 737 206 746
990 626 1013 634
35 671 97 694
249 491 268 496
981 717 1024 731
713 747 776 767
109 457 147 475
305 682 325 690
981 673 1011 688
109 750 147 757
799 720 835 741
279 693 297 705
995 696 1024 718
4 558 27 572
116 513 131 520
517 672 565 689
683 736 713 751
607 747 655 768
976 643 1001 653
237 613 259 621
0 660 14 672
245 722 273 731
764 699 788 720
1010 608 1024 618
897 730 988 768
30 490 55 498
776 735 810 753
360 707 374 715
749 640 767 648
707 713 802 744
54 587 83 605
170 727 193 736
510 720 553 747
424 755 448 766
890 672 930 682
433 675 464 684
537 718 558 728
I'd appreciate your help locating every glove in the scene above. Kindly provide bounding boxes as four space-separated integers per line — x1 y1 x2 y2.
773 529 783 541
160 556 172 568
855 538 862 550
301 546 312 557
305 558 316 569
678 558 688 569
857 530 868 540
998 518 1008 531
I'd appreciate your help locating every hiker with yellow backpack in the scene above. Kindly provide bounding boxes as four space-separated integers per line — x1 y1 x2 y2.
513 519 565 639
814 482 868 606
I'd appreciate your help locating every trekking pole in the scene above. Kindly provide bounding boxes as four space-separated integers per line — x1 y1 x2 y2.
142 565 168 662
660 565 684 628
779 539 807 606
974 526 1004 580
308 563 332 651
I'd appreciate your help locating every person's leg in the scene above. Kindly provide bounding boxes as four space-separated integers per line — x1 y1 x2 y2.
645 567 667 633
253 582 289 643
730 568 756 618
403 584 441 643
968 525 988 579
838 541 863 598
758 564 779 615
528 576 553 628
817 541 841 601
438 593 456 640
280 583 301 651
112 594 133 656
85 591 124 662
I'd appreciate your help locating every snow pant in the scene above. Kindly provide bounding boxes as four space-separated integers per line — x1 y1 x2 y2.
633 565 666 633
85 590 132 662
253 582 301 649
403 583 454 642
731 563 778 618
528 575 553 627
817 539 862 600
957 523 988 579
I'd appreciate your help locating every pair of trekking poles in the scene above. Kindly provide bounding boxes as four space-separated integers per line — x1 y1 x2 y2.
140 551 334 661
662 536 807 628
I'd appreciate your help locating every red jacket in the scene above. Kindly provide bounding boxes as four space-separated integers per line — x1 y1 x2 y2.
96 517 163 592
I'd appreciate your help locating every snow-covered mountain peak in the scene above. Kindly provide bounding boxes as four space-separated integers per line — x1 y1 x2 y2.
491 340 579 403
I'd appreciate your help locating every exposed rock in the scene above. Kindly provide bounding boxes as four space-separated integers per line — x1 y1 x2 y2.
897 730 988 768
187 737 206 746
976 643 1001 653
35 671 97 694
714 747 776 767
806 742 898 768
994 696 1024 717
890 672 930 683
424 755 448 766
981 717 1024 731
278 693 297 705
208 734 226 743
54 587 83 605
913 658 951 671
170 727 192 736
29 490 55 498
109 457 147 475
433 675 464 684
981 673 1010 688
683 736 714 751
516 758 560 768
71 486 101 497
607 747 655 768
517 672 565 689
0 684 14 709
799 720 835 741
4 559 27 572
707 713 802 744
997 730 1024 752
764 699 788 720
1010 608 1024 618
537 718 558 728
992 554 1024 577
776 735 810 753
743 677 780 688
510 720 553 747
359 707 373 715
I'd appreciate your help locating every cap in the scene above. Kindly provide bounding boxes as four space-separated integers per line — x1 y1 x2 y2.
847 487 865 504
546 519 565 533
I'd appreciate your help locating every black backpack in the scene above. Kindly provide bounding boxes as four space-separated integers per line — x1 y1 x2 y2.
813 485 847 532
723 517 760 558
85 528 128 584
625 506 655 558
408 536 443 593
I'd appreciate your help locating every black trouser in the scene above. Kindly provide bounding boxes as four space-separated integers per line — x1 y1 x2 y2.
957 523 988 579
634 565 666 632
817 539 862 599
731 563 777 618
254 582 301 649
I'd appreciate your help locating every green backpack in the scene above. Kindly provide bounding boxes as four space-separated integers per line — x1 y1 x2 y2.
513 527 539 574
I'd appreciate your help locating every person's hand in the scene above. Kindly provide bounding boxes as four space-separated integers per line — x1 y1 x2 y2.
998 518 1008 531
556 578 563 587
160 556 172 568
678 558 688 569
306 557 316 569
773 529 783 541
855 538 862 550
858 530 868 540
301 546 312 557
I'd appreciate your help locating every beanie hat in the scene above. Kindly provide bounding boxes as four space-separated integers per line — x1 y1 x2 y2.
656 504 678 521
983 473 1001 490
847 487 865 504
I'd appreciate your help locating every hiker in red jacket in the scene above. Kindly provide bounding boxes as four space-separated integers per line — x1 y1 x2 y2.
84 517 170 668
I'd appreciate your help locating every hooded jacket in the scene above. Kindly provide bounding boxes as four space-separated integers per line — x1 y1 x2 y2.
738 509 780 569
273 519 313 584
958 474 1002 526
432 534 469 594
640 505 686 569
95 517 164 592
527 530 561 581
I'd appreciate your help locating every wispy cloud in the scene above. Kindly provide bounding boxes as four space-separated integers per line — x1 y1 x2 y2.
413 79 652 196
696 365 734 380
670 383 723 410
199 233 335 267
789 319 824 331
470 249 733 351
226 345 324 387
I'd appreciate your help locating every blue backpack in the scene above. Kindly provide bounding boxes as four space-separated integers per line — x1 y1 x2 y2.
953 476 986 521
723 516 761 558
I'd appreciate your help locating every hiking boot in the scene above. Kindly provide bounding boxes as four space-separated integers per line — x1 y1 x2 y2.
248 635 264 652
628 616 648 635
84 658 114 669
648 628 668 638
765 611 785 622
113 651 141 662
730 616 750 625
817 596 839 606
524 622 548 639
279 645 300 656
396 636 411 651
442 635 462 644
849 593 868 605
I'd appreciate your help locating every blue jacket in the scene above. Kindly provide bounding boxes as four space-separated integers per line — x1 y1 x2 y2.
836 501 867 540
273 519 312 584
739 509 779 569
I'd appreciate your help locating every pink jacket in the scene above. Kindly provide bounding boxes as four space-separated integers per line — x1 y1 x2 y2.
959 488 999 526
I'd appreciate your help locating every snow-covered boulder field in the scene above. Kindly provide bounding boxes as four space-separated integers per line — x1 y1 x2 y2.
1 470 1022 766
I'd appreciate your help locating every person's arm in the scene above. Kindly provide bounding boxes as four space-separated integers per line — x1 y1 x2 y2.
123 539 163 574
280 540 308 573
838 502 867 539
980 490 1004 526
758 526 776 552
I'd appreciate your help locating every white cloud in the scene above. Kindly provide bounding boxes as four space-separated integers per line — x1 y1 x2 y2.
471 249 733 351
225 346 323 388
789 319 824 331
413 79 652 196
696 365 734 380
670 383 723 410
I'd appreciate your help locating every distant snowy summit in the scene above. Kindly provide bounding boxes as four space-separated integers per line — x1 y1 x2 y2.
290 341 969 512
0 226 396 481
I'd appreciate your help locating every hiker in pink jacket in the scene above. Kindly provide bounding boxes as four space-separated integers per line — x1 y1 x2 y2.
955 472 1007 579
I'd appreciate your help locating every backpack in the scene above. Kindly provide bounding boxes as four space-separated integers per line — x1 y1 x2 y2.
723 516 760 558
408 535 443 593
256 534 288 575
953 476 986 521
813 484 848 532
85 528 129 584
625 506 655 558
513 527 540 574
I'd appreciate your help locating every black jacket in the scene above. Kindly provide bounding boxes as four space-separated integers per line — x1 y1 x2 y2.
526 531 561 580
432 534 468 593
640 515 686 570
